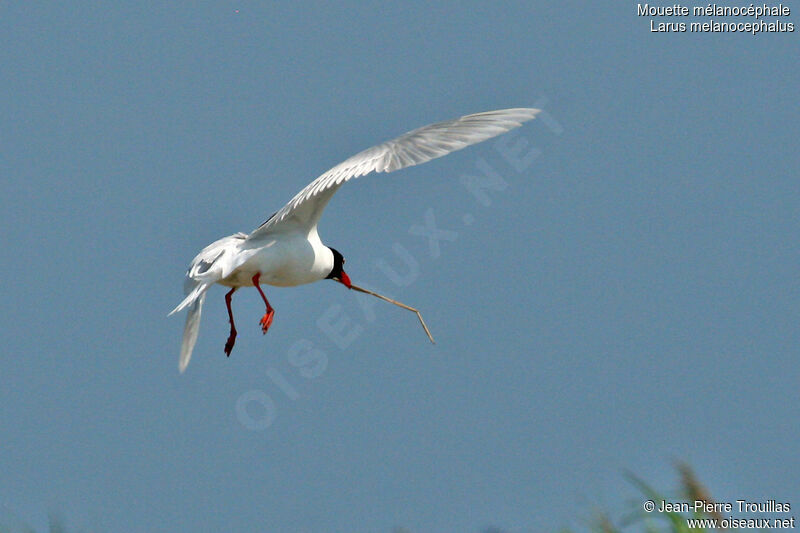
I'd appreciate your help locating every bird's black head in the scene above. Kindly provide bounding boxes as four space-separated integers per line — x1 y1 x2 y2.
326 247 351 289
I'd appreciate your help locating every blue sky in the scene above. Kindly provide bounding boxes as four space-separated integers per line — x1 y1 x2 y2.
1 3 798 532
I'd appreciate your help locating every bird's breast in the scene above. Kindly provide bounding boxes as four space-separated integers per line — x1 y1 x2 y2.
221 234 333 288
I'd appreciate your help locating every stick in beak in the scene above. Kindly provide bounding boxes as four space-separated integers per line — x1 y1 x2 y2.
348 283 435 344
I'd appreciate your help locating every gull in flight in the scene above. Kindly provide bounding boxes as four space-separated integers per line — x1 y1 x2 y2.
170 108 540 372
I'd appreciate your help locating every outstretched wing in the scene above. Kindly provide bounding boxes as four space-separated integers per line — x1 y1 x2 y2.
248 108 540 239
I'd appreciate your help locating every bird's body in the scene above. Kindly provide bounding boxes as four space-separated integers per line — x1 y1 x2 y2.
210 229 333 289
171 107 540 372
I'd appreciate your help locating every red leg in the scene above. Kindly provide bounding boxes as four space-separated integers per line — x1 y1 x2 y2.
224 288 237 357
252 273 275 334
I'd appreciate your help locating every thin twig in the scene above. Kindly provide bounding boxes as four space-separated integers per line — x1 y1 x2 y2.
349 284 435 344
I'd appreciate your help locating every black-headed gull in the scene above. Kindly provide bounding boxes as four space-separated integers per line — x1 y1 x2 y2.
171 108 540 372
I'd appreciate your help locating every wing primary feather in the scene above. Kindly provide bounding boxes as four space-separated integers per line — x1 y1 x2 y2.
248 107 541 239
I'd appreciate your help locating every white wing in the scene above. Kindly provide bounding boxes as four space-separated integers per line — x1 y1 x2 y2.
169 232 257 372
248 108 540 238
178 292 205 373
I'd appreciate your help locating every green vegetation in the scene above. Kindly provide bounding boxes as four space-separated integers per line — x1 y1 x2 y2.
558 463 727 532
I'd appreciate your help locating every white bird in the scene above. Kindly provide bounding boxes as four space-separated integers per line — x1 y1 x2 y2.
170 108 540 372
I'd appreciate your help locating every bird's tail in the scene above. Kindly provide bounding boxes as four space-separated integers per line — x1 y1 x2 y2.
168 280 210 316
178 291 206 373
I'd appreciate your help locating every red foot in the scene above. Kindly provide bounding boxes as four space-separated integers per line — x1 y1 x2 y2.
259 309 274 334
224 331 237 357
